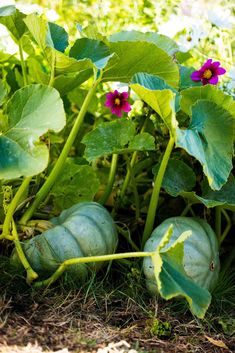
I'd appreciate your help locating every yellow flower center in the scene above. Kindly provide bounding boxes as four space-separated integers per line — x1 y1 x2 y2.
186 36 192 42
115 98 121 105
203 69 212 79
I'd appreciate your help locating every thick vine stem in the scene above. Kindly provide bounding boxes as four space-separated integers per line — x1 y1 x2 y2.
20 74 102 225
12 221 38 285
1 177 32 239
142 136 175 248
99 153 118 205
33 251 153 288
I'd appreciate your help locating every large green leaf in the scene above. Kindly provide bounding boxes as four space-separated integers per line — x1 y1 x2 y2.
48 22 68 53
153 159 196 196
24 13 53 50
46 48 93 74
0 84 66 180
179 66 202 90
51 160 100 211
70 38 116 70
201 175 235 207
82 119 155 161
24 14 69 52
53 69 93 96
102 41 179 88
110 30 179 55
150 226 211 318
176 100 234 190
0 5 26 41
130 73 177 135
180 85 235 119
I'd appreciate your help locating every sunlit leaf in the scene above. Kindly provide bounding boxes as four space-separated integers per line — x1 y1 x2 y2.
130 73 178 135
70 38 116 70
180 85 235 119
110 30 179 55
176 100 234 190
0 5 26 40
103 41 179 88
0 84 66 180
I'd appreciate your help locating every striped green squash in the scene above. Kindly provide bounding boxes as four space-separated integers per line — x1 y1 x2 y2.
12 202 118 280
143 217 220 293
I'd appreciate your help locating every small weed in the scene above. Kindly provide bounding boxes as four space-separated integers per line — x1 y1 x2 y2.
146 318 172 338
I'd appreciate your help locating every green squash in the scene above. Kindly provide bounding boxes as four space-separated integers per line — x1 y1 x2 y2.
12 202 118 280
143 217 220 293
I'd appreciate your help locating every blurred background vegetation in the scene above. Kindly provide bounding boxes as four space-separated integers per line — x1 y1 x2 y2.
1 0 235 90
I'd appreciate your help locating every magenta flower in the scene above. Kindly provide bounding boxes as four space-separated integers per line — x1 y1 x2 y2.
105 90 131 117
191 59 226 85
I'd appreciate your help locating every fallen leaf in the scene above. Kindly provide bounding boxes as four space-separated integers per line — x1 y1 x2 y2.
205 335 229 349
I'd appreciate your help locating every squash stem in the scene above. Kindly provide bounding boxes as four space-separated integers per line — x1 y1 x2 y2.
20 74 101 225
48 49 55 87
126 156 140 220
1 177 32 239
33 251 153 288
219 208 231 245
19 38 28 86
120 151 138 199
12 221 38 285
120 119 147 199
99 153 118 205
142 136 175 248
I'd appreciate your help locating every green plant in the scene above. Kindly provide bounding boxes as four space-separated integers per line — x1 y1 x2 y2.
147 318 172 338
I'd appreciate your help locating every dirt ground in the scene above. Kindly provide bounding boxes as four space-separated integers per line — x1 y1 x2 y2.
0 285 235 353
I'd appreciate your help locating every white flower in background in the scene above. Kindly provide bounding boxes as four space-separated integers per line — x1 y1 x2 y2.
0 23 18 54
179 0 207 19
177 24 208 52
16 4 43 15
227 68 235 90
45 9 60 22
207 6 234 29
157 14 192 38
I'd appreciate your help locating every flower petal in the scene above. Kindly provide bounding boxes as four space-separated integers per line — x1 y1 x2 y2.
120 91 129 99
201 58 213 71
211 61 221 68
216 67 226 75
208 75 219 85
191 70 202 81
111 106 122 117
121 101 132 112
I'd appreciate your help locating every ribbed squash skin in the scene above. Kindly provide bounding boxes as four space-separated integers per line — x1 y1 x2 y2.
12 202 118 280
143 217 220 293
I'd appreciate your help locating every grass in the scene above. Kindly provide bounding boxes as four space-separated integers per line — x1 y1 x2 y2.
0 255 235 352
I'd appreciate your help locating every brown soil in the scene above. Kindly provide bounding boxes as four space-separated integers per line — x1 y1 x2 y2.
0 287 234 353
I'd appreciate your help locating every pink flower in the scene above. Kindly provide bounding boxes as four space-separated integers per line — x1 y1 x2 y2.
191 59 226 85
105 90 131 117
